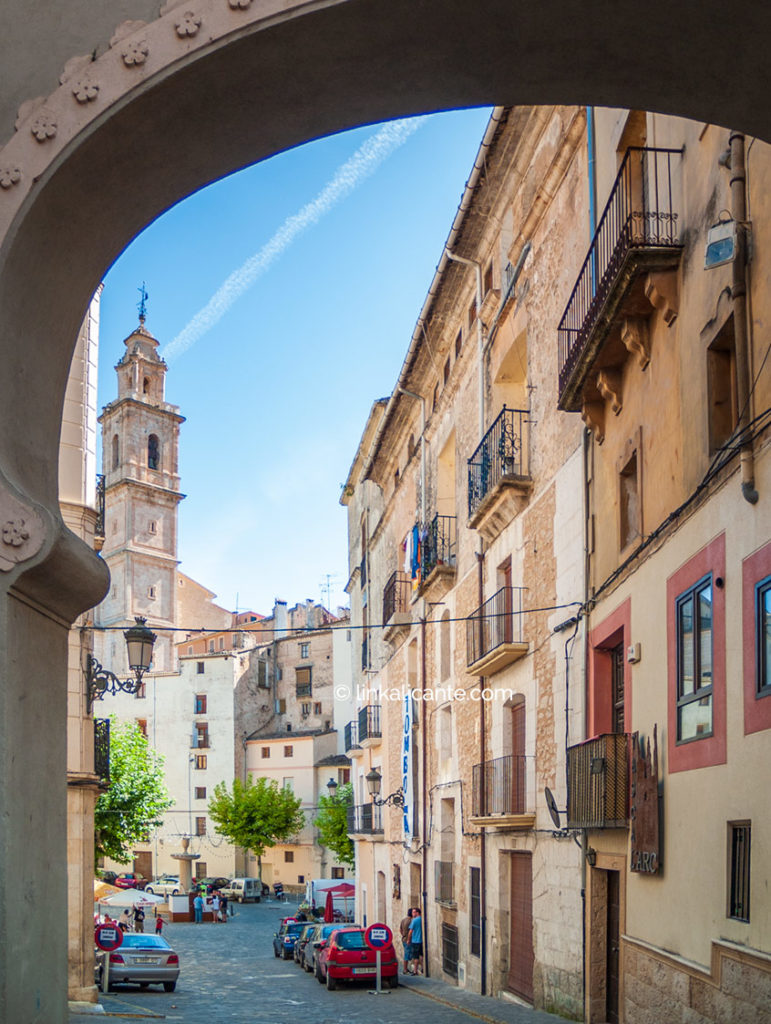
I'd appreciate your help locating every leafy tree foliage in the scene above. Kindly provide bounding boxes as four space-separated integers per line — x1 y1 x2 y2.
314 782 354 868
95 719 172 863
208 776 304 874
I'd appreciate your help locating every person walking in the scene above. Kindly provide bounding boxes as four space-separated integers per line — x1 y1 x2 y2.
219 892 228 922
155 914 164 936
399 908 413 974
211 892 221 923
193 892 204 924
407 907 423 975
133 904 145 933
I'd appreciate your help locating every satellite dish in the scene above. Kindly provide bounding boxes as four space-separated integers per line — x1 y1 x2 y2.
544 787 562 829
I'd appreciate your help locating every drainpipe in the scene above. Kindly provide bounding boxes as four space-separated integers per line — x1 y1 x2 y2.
446 251 486 436
399 387 427 528
477 549 487 995
420 612 429 977
729 131 759 504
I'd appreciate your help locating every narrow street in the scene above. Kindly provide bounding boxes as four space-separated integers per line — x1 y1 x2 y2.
70 898 565 1024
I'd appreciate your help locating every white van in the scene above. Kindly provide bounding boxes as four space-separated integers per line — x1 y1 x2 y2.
221 878 262 903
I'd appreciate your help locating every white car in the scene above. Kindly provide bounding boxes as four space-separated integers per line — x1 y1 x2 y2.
144 875 181 897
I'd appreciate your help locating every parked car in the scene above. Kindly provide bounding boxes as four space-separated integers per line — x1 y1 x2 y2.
97 870 118 885
272 921 305 959
220 877 261 903
293 922 317 965
316 927 398 990
302 923 345 974
144 875 181 897
114 873 148 890
196 876 230 894
95 933 180 992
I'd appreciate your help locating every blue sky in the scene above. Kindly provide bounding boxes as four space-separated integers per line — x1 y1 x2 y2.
98 107 492 618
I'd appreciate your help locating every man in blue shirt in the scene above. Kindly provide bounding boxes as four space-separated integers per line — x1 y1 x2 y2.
407 907 423 974
193 892 204 924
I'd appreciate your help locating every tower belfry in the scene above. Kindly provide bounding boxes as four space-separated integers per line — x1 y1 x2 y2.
94 305 185 674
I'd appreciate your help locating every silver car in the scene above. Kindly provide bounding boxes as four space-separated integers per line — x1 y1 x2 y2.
144 874 181 896
96 934 180 992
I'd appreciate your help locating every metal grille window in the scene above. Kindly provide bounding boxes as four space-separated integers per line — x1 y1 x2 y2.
470 867 481 956
728 823 751 922
94 718 110 786
261 747 270 758
194 694 207 714
284 745 294 758
676 575 714 742
194 754 207 770
195 816 206 836
196 662 204 674
194 786 206 800
296 666 312 698
757 577 771 694
441 923 459 978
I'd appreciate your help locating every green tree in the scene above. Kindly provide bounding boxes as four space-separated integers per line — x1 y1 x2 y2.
208 776 304 878
314 782 354 868
95 719 172 863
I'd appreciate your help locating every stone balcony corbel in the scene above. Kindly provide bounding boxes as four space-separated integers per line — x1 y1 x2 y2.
644 270 679 326
596 369 623 416
621 317 651 370
581 400 606 444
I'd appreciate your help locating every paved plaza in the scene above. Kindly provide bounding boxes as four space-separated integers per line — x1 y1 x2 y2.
69 898 565 1024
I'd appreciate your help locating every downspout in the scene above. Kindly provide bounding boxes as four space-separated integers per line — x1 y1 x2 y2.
581 424 593 1019
398 387 427 528
420 612 429 977
477 549 487 995
446 252 486 436
729 131 759 504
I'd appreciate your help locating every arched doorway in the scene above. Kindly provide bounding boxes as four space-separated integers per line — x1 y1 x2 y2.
2 2 771 1020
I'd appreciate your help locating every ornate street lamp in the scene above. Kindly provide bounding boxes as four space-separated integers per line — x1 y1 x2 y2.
86 616 157 713
365 767 404 807
326 777 339 798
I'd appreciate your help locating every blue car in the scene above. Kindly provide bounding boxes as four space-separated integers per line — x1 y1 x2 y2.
273 921 305 959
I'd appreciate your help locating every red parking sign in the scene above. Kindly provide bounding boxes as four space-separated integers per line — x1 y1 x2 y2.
95 923 124 952
364 922 393 950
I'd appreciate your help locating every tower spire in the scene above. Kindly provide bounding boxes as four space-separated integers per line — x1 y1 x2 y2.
137 281 149 325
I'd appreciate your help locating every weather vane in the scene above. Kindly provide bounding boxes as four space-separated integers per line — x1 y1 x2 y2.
137 282 149 323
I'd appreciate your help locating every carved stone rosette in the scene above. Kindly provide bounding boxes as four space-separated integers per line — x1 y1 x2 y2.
0 486 45 572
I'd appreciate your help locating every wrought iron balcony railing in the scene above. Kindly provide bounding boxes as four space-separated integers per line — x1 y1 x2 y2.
434 860 455 903
296 683 312 698
347 802 383 835
557 146 683 409
344 720 359 753
383 570 411 623
358 704 381 743
466 586 526 667
467 407 529 518
361 635 368 671
94 717 110 786
567 733 631 829
422 514 457 579
472 753 526 817
95 474 106 539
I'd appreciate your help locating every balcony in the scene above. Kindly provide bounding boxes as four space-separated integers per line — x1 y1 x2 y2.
94 474 105 551
296 683 312 698
567 733 631 829
434 860 455 905
466 586 528 676
420 514 457 599
467 407 531 542
347 802 383 838
382 570 411 643
94 717 110 788
358 704 382 747
469 754 534 830
345 720 364 758
557 147 683 420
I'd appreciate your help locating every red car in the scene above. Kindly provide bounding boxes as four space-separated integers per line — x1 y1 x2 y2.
114 872 148 890
315 927 398 990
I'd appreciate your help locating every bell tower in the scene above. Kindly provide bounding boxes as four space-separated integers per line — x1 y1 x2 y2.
95 300 185 674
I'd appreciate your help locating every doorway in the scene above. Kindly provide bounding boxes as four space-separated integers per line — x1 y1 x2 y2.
606 870 620 1024
133 850 153 883
507 852 534 1001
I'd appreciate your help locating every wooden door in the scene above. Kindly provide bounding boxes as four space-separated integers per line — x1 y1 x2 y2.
606 870 620 1024
133 850 153 883
507 852 534 1001
510 703 526 814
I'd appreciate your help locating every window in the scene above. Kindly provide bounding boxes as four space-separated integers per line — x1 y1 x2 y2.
339 768 350 784
483 261 493 295
195 862 207 879
194 755 207 770
728 822 751 922
261 747 270 759
148 520 157 534
470 867 481 956
676 575 714 743
284 850 294 863
298 874 305 884
301 702 311 716
468 299 477 330
257 660 268 688
136 719 147 737
148 585 156 599
619 450 641 550
194 786 206 800
187 646 193 656
277 698 286 714
283 778 294 791
135 681 146 700
331 867 345 879
440 610 451 681
194 723 209 749
314 702 322 715
707 314 737 453
195 817 206 836
296 666 312 697
300 642 310 658
196 662 205 674
218 637 224 651
756 576 771 696
667 534 726 773
443 356 450 385
208 640 214 653
111 434 119 470
441 922 459 978
147 434 160 470
455 331 462 359
143 377 150 395
284 745 293 758
194 694 207 714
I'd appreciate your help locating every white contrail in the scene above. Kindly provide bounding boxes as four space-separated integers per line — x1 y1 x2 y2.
164 117 424 361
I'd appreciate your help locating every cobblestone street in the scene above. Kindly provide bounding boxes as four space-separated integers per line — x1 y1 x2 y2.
70 899 565 1024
